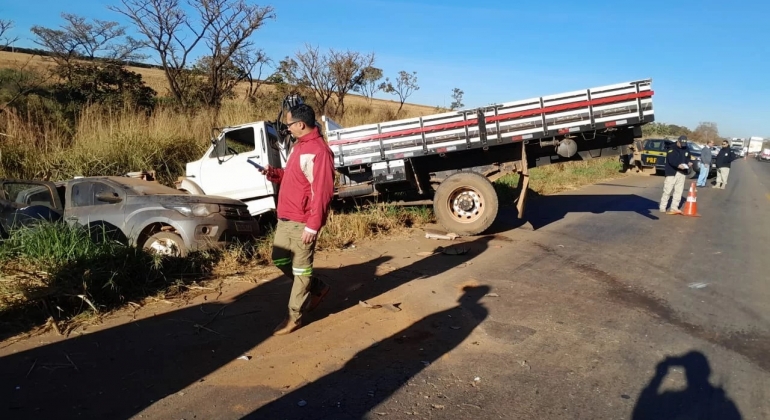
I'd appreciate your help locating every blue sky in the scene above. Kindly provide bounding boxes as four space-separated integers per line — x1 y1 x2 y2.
2 0 769 137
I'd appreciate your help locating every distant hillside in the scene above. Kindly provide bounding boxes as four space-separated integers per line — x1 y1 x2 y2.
0 49 439 115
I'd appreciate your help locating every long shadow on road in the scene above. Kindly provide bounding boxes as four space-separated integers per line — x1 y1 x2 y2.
0 237 492 419
243 284 490 420
632 350 743 420
489 189 661 232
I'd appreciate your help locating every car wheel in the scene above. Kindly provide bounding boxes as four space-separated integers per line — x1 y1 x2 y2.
143 231 188 257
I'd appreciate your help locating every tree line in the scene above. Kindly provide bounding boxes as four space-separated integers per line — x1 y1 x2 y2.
0 2 467 121
641 121 725 145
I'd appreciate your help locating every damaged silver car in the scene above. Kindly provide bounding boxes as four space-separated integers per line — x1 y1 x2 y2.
0 176 259 257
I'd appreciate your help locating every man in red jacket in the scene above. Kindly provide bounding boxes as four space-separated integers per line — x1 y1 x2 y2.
258 103 335 335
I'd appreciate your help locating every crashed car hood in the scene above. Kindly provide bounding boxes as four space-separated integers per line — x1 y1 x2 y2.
129 194 248 207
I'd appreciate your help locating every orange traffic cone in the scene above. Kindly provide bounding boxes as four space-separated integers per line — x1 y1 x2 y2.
682 182 700 217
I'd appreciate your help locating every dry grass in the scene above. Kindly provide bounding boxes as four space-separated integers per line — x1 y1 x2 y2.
320 205 434 249
0 50 439 116
494 158 628 203
0 99 437 186
0 50 441 185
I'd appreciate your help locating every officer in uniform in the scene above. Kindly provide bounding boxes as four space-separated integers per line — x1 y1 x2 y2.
659 135 692 214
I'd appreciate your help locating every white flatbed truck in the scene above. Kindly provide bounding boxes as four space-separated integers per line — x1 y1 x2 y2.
176 79 655 235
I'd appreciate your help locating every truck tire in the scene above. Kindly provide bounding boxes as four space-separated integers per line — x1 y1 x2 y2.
433 172 498 236
143 231 188 257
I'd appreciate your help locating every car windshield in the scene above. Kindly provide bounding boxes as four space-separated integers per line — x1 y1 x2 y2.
645 140 668 151
687 143 702 151
107 177 183 195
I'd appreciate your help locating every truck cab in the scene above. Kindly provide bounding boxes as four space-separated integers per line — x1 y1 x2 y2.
176 121 288 217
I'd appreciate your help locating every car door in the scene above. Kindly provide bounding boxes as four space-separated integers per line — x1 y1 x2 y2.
641 139 666 168
65 179 128 243
0 180 63 210
196 123 273 200
0 180 63 233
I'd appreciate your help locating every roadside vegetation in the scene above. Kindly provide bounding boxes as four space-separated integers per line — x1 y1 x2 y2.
0 6 704 336
0 158 622 338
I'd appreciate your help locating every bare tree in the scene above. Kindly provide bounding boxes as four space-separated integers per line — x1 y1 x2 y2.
110 0 275 108
449 87 464 110
0 62 51 113
31 13 145 65
197 0 274 108
278 44 335 115
382 70 419 114
328 50 374 116
190 55 242 104
232 48 271 102
0 19 19 50
692 121 720 144
352 66 383 104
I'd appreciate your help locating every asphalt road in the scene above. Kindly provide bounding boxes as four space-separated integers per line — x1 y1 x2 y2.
1 158 769 419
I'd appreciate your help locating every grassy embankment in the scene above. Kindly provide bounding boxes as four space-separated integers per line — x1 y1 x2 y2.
0 50 627 336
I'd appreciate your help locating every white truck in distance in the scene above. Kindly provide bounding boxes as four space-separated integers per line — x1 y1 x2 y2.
176 79 655 236
748 136 764 155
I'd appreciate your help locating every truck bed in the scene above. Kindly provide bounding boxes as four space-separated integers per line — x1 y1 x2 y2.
325 79 654 168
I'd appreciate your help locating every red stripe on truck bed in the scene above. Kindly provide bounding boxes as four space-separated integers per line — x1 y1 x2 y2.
328 91 653 146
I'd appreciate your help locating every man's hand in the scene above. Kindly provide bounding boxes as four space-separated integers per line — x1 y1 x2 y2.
257 164 271 176
301 230 317 245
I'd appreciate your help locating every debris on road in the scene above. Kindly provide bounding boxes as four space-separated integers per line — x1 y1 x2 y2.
484 293 500 297
359 300 402 312
441 246 469 255
688 282 709 289
297 400 307 407
416 245 469 256
425 232 458 240
237 355 251 361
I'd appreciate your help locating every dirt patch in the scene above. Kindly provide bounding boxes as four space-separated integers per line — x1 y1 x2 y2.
480 320 537 345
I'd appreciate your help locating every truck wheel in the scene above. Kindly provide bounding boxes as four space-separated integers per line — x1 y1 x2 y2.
143 232 188 257
433 172 498 236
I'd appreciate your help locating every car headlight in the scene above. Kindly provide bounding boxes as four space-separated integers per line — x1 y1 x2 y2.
163 203 219 217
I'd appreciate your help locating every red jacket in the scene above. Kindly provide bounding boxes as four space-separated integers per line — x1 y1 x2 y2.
266 127 335 233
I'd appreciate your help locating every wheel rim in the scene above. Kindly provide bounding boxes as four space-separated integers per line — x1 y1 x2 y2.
147 237 182 257
446 186 485 224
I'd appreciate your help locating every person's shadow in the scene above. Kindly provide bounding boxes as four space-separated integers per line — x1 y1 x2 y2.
632 351 742 420
0 237 491 419
242 284 491 419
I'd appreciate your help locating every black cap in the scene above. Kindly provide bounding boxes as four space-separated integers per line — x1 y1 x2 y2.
678 135 687 142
